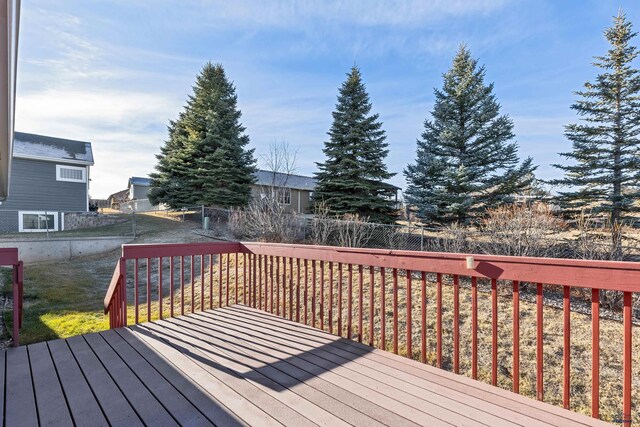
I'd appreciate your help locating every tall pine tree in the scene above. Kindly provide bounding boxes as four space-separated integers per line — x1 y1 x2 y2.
550 12 640 227
314 66 396 223
404 46 535 224
150 63 256 208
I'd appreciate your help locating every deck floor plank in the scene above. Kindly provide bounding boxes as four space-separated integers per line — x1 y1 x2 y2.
225 305 612 427
165 315 387 427
174 312 444 427
115 327 247 427
129 323 285 427
27 342 74 426
4 304 613 427
5 345 38 426
141 320 320 427
99 328 213 427
82 332 177 426
64 335 141 427
211 307 544 427
47 339 109 426
201 308 528 427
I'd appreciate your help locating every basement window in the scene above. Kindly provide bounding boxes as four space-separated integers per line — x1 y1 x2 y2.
19 211 58 232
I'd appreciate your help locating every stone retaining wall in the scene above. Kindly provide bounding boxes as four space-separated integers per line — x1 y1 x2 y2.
64 212 127 230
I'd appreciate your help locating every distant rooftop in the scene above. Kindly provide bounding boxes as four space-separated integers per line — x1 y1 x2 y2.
254 170 317 191
129 176 152 187
13 132 94 165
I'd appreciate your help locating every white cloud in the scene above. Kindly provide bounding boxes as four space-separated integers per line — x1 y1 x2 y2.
15 89 179 197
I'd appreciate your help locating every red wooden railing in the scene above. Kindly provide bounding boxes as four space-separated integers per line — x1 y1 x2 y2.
105 241 639 424
0 248 23 347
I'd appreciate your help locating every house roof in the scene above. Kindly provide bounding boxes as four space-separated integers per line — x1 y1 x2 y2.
254 170 317 191
129 176 152 187
107 189 129 202
13 132 94 165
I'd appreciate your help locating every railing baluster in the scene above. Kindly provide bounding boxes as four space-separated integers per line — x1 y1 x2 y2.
537 282 544 401
471 276 477 379
235 252 239 304
358 265 364 342
170 257 174 318
393 268 398 354
134 258 139 324
270 255 274 313
190 255 195 313
296 259 301 323
338 263 343 336
219 254 223 308
623 291 632 425
282 257 287 318
421 271 426 363
289 257 294 320
304 259 309 325
311 260 316 327
380 267 386 350
348 264 353 339
453 274 459 374
258 255 263 310
436 272 442 368
369 266 374 347
201 255 205 312
209 254 214 309
276 256 281 316
264 255 269 311
591 288 599 417
329 262 334 333
252 254 257 308
158 257 163 320
181 256 185 316
563 285 571 410
147 258 151 322
243 253 247 305
513 280 519 393
491 278 497 385
320 260 325 329
226 252 230 307
406 269 412 358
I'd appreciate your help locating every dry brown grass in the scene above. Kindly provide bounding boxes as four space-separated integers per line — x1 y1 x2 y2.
126 254 639 423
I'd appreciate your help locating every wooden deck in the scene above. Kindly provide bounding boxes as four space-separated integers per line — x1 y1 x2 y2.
2 305 612 426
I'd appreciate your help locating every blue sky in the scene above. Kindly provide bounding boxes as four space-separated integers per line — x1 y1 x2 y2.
14 0 640 198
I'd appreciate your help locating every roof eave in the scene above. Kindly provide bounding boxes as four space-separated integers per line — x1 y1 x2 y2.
13 153 94 166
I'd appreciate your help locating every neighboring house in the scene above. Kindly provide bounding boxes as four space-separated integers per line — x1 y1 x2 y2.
0 132 94 232
128 176 152 200
252 170 316 214
107 189 129 210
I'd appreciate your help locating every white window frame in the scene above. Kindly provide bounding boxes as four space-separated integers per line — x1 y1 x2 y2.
56 164 86 183
18 211 59 232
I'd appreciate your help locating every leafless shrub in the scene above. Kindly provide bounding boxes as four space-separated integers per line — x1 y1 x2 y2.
241 192 303 243
310 202 337 245
336 214 375 248
227 207 246 240
478 203 565 258
424 222 476 254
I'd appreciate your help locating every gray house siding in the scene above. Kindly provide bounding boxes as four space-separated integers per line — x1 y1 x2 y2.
0 158 88 232
130 183 149 200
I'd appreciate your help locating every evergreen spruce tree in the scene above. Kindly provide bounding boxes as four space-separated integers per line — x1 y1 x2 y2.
550 12 640 228
404 46 535 224
314 66 396 223
149 63 256 208
148 114 198 208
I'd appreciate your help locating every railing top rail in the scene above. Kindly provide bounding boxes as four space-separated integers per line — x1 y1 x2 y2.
104 258 122 312
241 242 640 291
0 247 19 265
121 241 242 259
